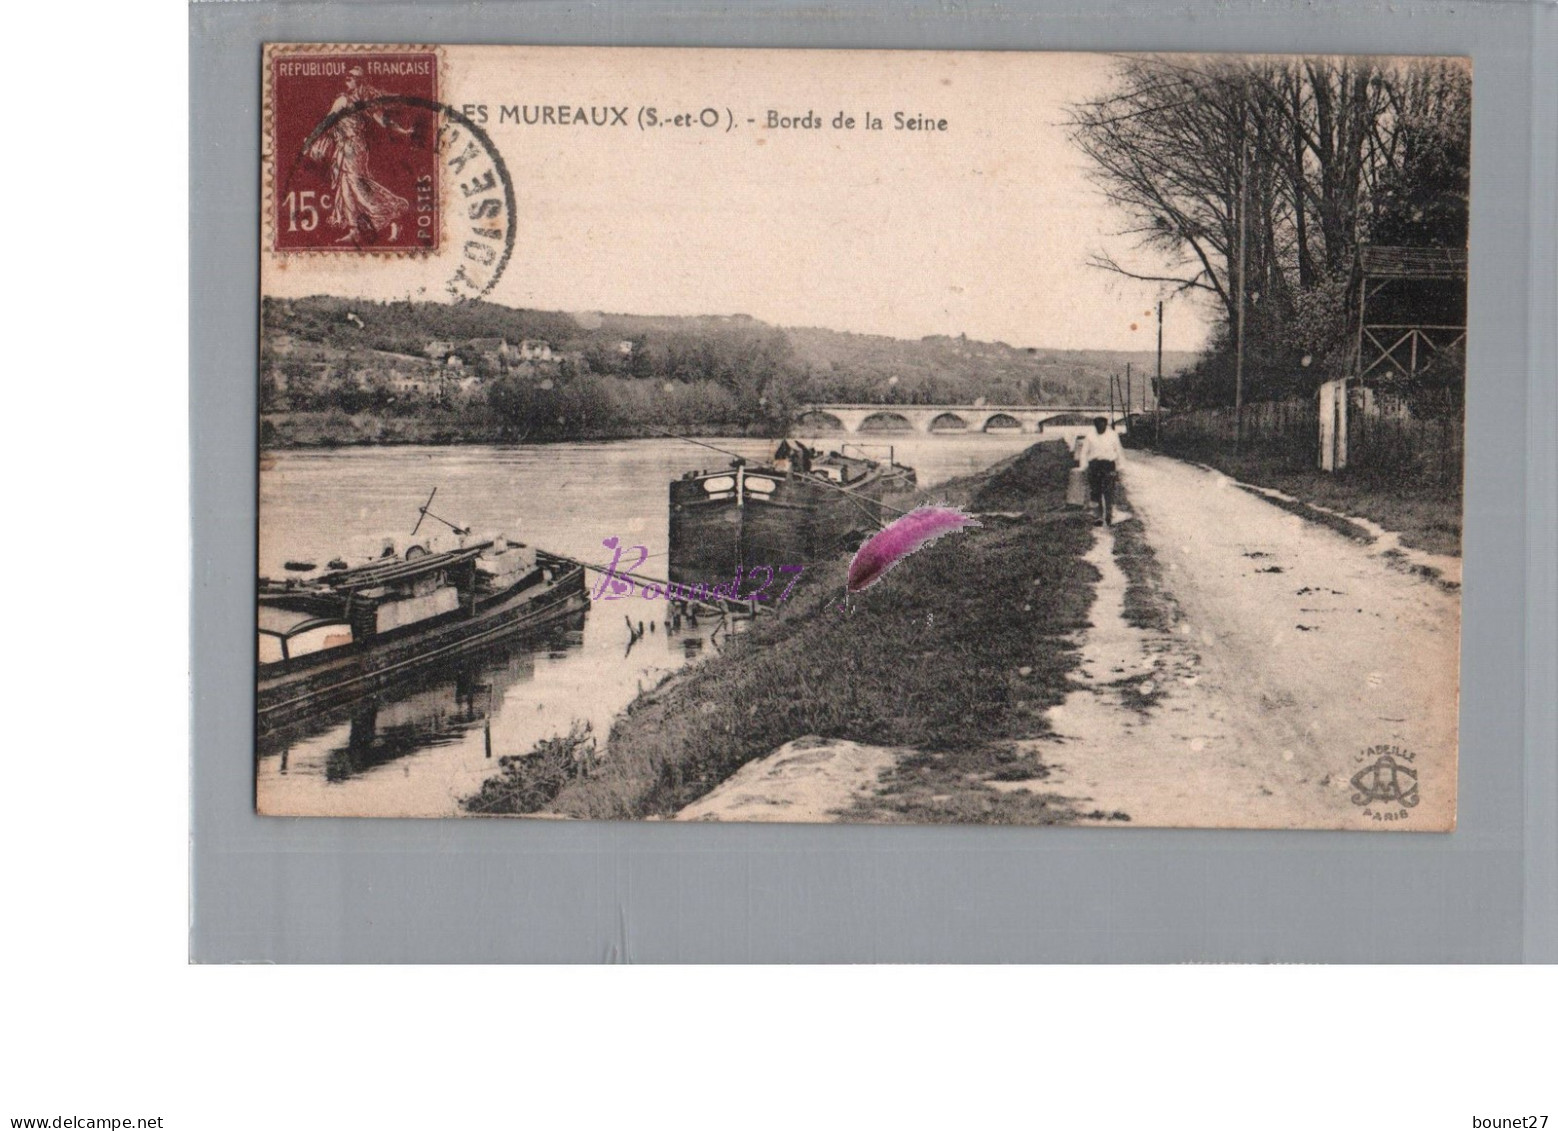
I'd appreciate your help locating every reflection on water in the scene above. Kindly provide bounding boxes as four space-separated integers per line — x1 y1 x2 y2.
334 634 536 782
255 434 1037 816
263 620 554 781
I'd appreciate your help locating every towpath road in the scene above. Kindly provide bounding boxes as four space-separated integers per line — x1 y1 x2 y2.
1033 451 1461 830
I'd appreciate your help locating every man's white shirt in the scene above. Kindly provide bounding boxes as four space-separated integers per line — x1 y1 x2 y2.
1078 429 1125 468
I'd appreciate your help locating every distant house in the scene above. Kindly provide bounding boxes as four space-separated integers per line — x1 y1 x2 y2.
425 339 455 361
614 339 634 357
386 371 436 397
468 338 512 368
517 339 554 362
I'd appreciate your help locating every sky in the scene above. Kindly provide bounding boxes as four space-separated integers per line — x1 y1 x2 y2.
265 47 1214 354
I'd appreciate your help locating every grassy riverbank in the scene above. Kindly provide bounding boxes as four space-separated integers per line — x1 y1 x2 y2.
525 441 1099 822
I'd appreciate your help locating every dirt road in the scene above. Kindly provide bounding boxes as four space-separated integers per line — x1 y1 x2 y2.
675 449 1461 828
1035 451 1461 830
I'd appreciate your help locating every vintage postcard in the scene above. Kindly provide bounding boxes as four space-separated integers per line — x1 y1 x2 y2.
257 46 1466 827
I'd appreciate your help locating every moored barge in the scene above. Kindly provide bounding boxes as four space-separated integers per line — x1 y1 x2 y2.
669 442 916 583
257 536 587 733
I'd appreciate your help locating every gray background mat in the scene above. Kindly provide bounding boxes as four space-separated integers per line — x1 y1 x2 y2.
190 0 1557 963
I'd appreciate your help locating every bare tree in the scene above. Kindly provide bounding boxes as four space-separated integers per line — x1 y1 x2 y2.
1070 54 1470 401
1068 57 1292 327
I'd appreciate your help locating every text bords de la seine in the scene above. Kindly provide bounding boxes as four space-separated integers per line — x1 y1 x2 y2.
455 104 949 133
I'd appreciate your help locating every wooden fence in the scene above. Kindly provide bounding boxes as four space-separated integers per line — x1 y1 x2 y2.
1158 394 1463 486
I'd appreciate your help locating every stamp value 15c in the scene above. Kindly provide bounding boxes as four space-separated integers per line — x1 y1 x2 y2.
267 47 441 253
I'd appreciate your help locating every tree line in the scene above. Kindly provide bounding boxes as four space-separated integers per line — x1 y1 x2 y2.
262 296 1164 443
1069 55 1470 409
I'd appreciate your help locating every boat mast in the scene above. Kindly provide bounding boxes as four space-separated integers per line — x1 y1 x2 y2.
411 487 471 538
735 461 746 570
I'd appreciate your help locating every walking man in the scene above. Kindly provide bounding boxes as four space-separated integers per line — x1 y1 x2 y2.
1078 416 1125 527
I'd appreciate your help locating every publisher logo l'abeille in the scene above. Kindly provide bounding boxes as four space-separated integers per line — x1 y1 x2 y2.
1350 745 1419 821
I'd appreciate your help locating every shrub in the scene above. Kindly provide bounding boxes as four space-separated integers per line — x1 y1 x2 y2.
461 721 598 815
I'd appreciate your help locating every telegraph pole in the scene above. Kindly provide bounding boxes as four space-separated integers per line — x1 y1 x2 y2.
1125 362 1132 434
1234 109 1249 453
1155 300 1163 446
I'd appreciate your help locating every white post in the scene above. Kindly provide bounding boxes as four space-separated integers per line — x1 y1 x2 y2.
1337 381 1349 470
1318 379 1350 472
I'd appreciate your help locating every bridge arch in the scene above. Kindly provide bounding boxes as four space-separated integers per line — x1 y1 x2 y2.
858 411 915 433
795 404 1116 436
795 410 845 432
1039 411 1100 429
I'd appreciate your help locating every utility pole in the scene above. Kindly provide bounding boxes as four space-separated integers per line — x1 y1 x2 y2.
1234 105 1249 453
1125 362 1132 435
1155 300 1163 447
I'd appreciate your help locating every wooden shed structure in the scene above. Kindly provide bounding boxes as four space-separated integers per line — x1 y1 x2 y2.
1355 245 1467 385
1320 245 1467 473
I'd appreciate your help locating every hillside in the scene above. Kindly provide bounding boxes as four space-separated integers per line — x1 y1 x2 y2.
259 296 1199 447
785 326 1196 407
264 296 1194 403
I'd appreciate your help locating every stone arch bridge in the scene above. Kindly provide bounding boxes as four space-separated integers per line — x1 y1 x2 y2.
794 404 1121 435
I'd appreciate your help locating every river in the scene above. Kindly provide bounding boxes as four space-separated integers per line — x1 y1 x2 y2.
255 433 1048 816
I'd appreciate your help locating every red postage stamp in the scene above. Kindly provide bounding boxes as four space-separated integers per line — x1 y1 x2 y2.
267 47 441 253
